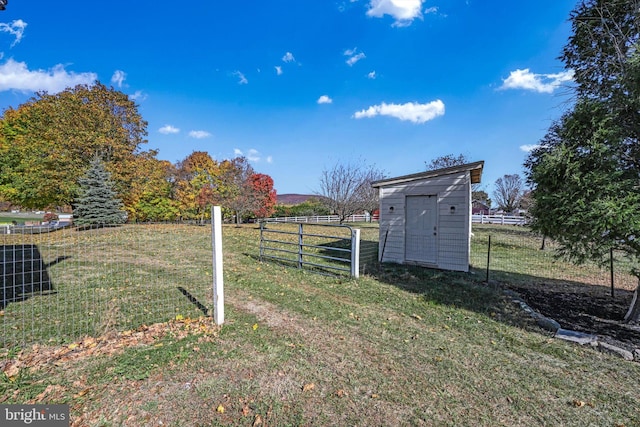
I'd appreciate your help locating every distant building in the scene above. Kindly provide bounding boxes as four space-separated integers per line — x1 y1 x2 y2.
472 200 490 215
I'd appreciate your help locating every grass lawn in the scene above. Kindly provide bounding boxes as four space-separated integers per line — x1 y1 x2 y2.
1 223 639 426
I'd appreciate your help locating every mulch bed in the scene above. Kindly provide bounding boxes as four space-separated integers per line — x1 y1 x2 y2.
505 281 640 351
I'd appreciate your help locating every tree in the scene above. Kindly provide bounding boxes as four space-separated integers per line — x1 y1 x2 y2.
273 198 331 217
174 151 220 220
426 153 486 199
128 156 178 221
248 173 277 220
74 157 126 225
218 156 255 224
525 0 640 322
425 153 469 171
317 160 385 223
492 174 525 214
0 82 149 210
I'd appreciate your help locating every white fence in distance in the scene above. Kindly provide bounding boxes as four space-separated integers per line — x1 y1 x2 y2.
472 214 527 226
265 214 527 226
264 214 373 223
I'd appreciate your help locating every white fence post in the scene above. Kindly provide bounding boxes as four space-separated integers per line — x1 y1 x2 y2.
351 228 360 278
212 206 224 325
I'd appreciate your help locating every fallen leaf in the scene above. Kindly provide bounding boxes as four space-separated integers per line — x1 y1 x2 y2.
242 405 251 416
253 414 263 426
335 389 346 398
216 404 225 413
74 388 91 398
302 383 315 392
3 362 20 379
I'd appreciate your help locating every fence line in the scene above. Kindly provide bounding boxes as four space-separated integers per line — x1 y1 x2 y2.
265 214 526 226
265 214 373 224
472 214 527 226
3 221 636 350
1 222 214 349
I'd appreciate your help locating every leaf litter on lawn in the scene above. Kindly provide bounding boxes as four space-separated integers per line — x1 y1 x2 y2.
1 316 219 385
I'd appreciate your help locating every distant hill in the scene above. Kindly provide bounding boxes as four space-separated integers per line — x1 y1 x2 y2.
277 194 317 205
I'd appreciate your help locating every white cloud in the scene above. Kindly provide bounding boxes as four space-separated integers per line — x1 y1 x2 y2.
500 68 574 94
282 52 296 63
234 148 270 163
353 100 445 123
111 70 126 88
129 90 147 101
317 95 333 104
520 144 540 152
246 149 260 162
344 48 358 56
0 20 27 46
0 58 97 93
233 70 248 84
159 125 180 134
189 130 211 139
346 52 366 66
367 70 377 79
366 0 425 27
275 65 283 75
344 48 366 66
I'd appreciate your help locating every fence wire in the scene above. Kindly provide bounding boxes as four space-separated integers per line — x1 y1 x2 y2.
2 222 637 351
1 223 213 349
470 225 638 292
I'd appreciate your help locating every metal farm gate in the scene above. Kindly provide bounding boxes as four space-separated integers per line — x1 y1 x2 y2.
259 222 360 278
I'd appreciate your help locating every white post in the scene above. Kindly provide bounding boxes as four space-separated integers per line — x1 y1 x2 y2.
351 228 360 278
212 206 224 325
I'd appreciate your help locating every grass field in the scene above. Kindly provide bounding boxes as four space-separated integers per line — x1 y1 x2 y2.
1 223 639 426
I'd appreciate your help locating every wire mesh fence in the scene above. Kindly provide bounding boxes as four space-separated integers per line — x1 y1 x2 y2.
3 221 637 351
470 225 638 294
1 223 214 350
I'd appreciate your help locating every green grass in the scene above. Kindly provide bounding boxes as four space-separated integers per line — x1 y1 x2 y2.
1 223 639 426
471 224 638 290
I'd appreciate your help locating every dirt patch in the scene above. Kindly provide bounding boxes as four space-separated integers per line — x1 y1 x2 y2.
504 281 640 351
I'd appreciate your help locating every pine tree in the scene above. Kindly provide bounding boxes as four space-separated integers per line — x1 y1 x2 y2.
74 157 126 225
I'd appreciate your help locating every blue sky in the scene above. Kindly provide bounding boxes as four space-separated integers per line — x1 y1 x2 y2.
0 0 577 197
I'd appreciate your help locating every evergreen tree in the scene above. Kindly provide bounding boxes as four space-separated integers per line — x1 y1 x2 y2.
525 0 640 321
74 157 126 225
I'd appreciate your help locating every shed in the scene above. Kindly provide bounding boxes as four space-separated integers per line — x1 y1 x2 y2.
371 161 484 272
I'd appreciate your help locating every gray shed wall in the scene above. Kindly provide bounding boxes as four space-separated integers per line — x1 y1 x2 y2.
378 171 471 272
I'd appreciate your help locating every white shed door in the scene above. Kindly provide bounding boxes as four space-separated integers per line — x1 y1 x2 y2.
405 195 437 264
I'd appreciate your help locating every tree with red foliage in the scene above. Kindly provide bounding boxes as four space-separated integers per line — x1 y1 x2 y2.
249 173 276 219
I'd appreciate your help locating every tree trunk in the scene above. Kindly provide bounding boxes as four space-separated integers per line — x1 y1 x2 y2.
624 281 640 323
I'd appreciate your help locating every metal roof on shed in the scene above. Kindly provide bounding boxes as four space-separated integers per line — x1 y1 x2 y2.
371 160 484 188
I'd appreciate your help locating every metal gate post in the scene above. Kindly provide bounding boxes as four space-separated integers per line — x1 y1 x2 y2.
298 223 304 269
